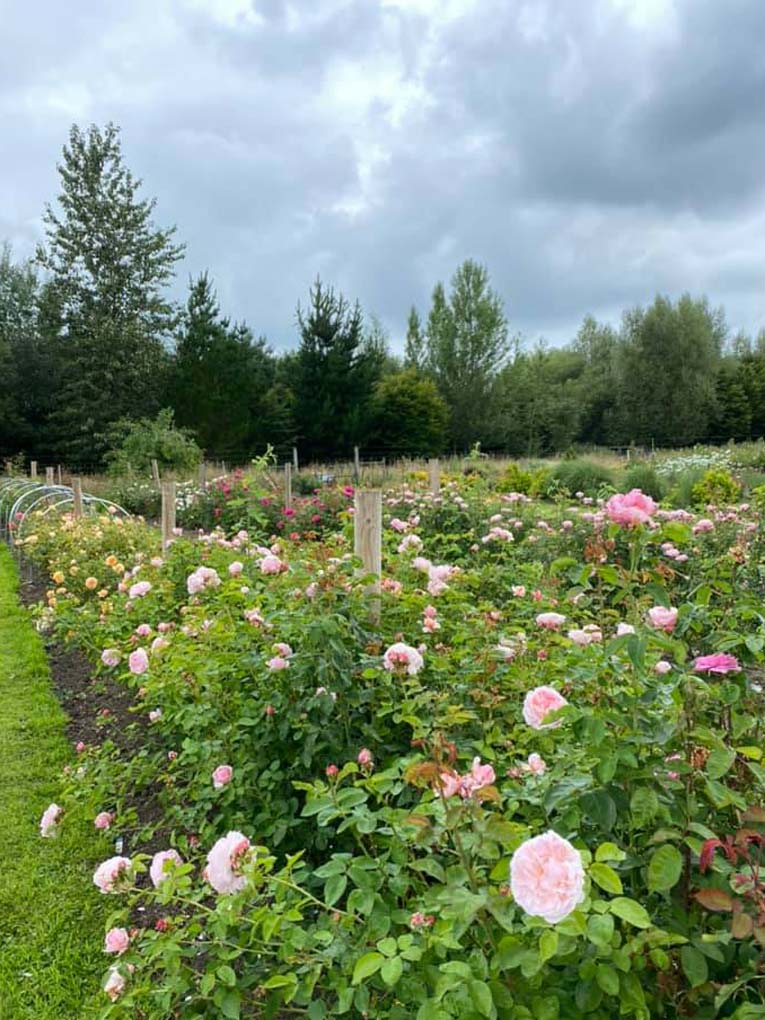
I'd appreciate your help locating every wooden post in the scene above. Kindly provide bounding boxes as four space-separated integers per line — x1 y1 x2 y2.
56 464 63 484
151 459 161 487
72 477 84 518
45 466 54 485
292 446 299 471
284 462 293 509
161 481 177 552
353 446 360 482
428 457 441 496
221 461 227 475
198 461 207 488
30 460 37 479
354 489 382 623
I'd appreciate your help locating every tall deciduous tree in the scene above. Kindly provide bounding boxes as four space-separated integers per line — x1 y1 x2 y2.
35 122 184 465
424 260 509 450
294 278 382 460
404 306 425 371
369 370 448 456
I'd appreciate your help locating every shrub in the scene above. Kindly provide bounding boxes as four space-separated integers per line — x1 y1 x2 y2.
622 462 666 501
691 468 741 507
499 461 535 494
103 409 202 476
549 459 614 496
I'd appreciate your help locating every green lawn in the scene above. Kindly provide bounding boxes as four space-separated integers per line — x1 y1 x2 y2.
0 547 105 1019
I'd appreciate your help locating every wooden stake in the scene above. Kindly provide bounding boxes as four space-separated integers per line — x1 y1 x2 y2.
151 459 161 487
284 462 293 509
292 446 299 471
353 446 361 482
56 464 63 484
45 466 54 485
72 477 84 518
428 457 441 496
30 460 37 479
198 461 207 488
354 489 382 623
161 481 177 552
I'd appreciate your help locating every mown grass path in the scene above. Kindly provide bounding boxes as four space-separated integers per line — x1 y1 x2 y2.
0 547 104 1019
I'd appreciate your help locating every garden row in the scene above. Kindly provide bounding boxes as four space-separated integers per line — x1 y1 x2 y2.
16 477 765 1019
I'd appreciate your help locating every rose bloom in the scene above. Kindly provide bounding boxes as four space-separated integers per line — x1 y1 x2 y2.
104 927 130 955
693 518 715 534
510 830 585 924
382 642 425 675
93 856 133 894
148 709 162 723
604 489 656 527
267 655 290 670
129 581 152 598
101 648 120 668
206 831 252 894
357 748 373 767
647 606 678 633
94 811 114 830
128 648 149 674
150 848 183 888
273 642 293 658
85 576 99 590
438 756 496 799
104 968 126 1001
260 554 285 575
228 561 244 577
616 622 636 636
654 660 672 675
527 753 547 775
40 802 62 838
535 612 567 631
512 585 526 597
523 686 569 730
693 653 741 675
212 764 233 789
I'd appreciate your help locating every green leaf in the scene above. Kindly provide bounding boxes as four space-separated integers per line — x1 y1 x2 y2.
220 991 241 1019
539 929 558 963
706 747 737 780
581 790 616 831
377 937 397 958
216 965 237 987
261 973 298 997
468 980 493 1017
587 913 614 947
630 787 658 827
609 897 652 928
352 952 384 985
595 842 626 863
380 956 403 987
680 945 708 988
647 844 683 893
596 964 620 996
324 873 348 906
590 862 623 894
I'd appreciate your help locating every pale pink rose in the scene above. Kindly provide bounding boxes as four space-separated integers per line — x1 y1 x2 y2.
104 967 126 1001
423 616 440 633
260 554 285 575
40 802 62 837
654 660 672 675
129 581 152 598
605 489 656 527
104 927 130 955
522 686 569 730
101 648 120 667
357 748 373 766
412 556 432 572
616 622 635 636
229 561 244 577
273 642 293 658
94 811 114 830
693 518 715 534
693 653 741 674
536 612 567 631
150 848 183 888
206 831 251 894
647 606 678 633
512 585 526 597
510 830 585 923
267 655 290 670
397 534 423 554
527 753 547 775
390 518 409 532
567 628 591 646
128 648 149 675
423 605 438 619
212 764 233 789
186 566 221 594
148 709 162 723
135 623 152 638
151 636 169 652
93 856 133 893
435 757 495 798
383 642 424 675
150 557 164 568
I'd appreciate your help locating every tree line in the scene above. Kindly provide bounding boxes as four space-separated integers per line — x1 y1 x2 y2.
1 122 763 469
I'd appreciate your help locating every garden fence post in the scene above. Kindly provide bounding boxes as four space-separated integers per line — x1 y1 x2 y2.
199 462 207 488
354 446 360 482
151 459 161 487
30 461 37 479
161 481 176 553
429 457 440 496
284 462 292 509
45 466 54 485
72 477 84 518
292 447 299 471
354 489 382 623
56 464 63 484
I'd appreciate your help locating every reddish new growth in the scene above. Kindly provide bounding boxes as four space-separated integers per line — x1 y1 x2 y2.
696 812 765 941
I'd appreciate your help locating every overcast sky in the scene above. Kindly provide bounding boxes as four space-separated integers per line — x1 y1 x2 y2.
3 0 765 350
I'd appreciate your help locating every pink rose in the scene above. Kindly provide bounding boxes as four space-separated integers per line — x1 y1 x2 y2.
522 686 569 730
536 612 566 630
101 648 120 667
527 753 547 775
150 848 183 888
647 606 678 633
228 561 244 577
616 622 635 636
104 967 126 1001
94 811 114 830
382 642 424 675
512 585 526 597
148 709 162 723
135 623 152 637
693 653 741 675
510 830 585 923
654 660 672 675
260 554 285 575
693 518 715 534
267 656 290 670
128 648 149 675
40 802 62 838
104 927 130 955
273 642 293 658
129 581 152 598
206 831 251 894
93 856 133 894
212 764 233 789
357 748 373 767
605 489 656 527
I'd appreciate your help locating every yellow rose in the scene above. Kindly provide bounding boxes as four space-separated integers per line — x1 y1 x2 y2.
85 577 99 590
52 571 65 584
105 555 118 568
98 589 109 599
